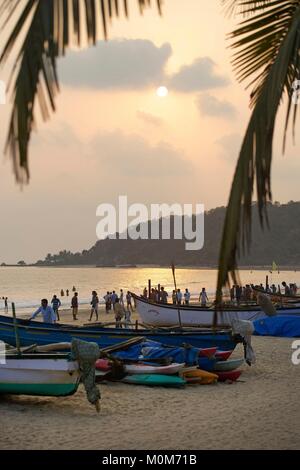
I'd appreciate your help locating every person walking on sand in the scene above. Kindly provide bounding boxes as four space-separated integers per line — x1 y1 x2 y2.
199 288 208 307
114 298 125 329
104 291 110 313
119 289 124 307
89 291 99 322
176 289 182 305
51 295 61 321
31 299 56 324
71 292 78 320
111 291 117 311
126 291 133 312
184 288 190 305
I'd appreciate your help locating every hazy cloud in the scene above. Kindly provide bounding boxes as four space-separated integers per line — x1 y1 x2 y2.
59 39 172 89
88 130 191 176
216 133 242 162
196 93 236 117
169 57 229 92
137 110 164 126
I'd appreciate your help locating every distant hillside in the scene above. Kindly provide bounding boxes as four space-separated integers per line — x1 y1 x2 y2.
35 201 300 267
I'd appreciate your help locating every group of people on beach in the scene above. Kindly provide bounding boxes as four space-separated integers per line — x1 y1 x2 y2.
30 290 79 324
142 286 210 307
229 281 298 305
89 290 133 328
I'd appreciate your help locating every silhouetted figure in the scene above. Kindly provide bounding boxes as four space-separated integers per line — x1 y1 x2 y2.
51 295 61 321
89 291 99 321
71 292 78 320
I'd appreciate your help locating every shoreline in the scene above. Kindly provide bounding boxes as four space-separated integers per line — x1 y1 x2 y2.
1 265 300 270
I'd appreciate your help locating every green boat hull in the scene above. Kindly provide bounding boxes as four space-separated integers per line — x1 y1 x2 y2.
0 382 79 396
122 374 186 388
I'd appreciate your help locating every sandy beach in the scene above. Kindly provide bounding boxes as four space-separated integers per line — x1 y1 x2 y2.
0 307 299 450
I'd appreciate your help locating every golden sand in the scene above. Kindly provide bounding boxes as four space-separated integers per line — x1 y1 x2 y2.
0 307 299 450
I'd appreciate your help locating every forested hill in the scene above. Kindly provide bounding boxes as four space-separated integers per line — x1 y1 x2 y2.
35 202 300 267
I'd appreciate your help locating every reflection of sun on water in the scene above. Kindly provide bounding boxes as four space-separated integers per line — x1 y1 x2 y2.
156 86 168 98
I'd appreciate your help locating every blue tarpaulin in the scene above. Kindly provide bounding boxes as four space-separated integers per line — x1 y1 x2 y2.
112 339 200 365
254 315 300 338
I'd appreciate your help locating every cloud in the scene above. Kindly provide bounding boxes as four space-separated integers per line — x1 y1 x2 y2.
169 57 229 92
87 130 191 177
137 110 164 126
216 133 242 162
196 93 236 117
59 39 172 89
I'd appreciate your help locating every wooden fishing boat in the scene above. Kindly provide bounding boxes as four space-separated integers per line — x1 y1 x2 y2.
252 286 300 304
0 352 80 396
0 315 239 351
133 293 300 327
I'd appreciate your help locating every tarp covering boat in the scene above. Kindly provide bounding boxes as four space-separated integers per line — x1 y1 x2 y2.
254 315 300 338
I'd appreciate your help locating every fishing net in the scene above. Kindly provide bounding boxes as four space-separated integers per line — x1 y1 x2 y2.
71 338 101 408
257 293 277 317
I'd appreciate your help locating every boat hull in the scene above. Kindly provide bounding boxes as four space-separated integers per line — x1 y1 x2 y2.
0 355 80 396
133 294 300 327
0 315 238 351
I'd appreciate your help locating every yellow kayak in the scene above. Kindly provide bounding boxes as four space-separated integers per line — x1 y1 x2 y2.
180 368 218 385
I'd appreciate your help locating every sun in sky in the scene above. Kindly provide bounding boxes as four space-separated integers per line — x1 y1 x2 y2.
156 86 169 98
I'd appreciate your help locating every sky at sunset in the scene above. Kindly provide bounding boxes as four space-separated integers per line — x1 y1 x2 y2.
0 0 299 263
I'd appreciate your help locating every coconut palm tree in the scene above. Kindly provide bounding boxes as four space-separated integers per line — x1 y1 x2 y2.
217 0 300 296
1 0 300 292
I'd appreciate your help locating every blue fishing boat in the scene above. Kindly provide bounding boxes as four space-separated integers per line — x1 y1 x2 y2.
0 315 239 351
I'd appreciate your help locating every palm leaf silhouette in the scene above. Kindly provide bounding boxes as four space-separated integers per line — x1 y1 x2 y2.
0 0 162 183
216 0 300 304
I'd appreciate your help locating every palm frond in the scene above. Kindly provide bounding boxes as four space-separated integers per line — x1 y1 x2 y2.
0 0 163 183
216 1 300 302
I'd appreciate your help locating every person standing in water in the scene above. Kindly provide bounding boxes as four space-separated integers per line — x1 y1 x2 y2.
126 291 133 312
4 297 8 313
31 299 56 324
66 289 69 297
60 289 64 297
89 291 99 321
51 295 61 321
71 292 78 320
